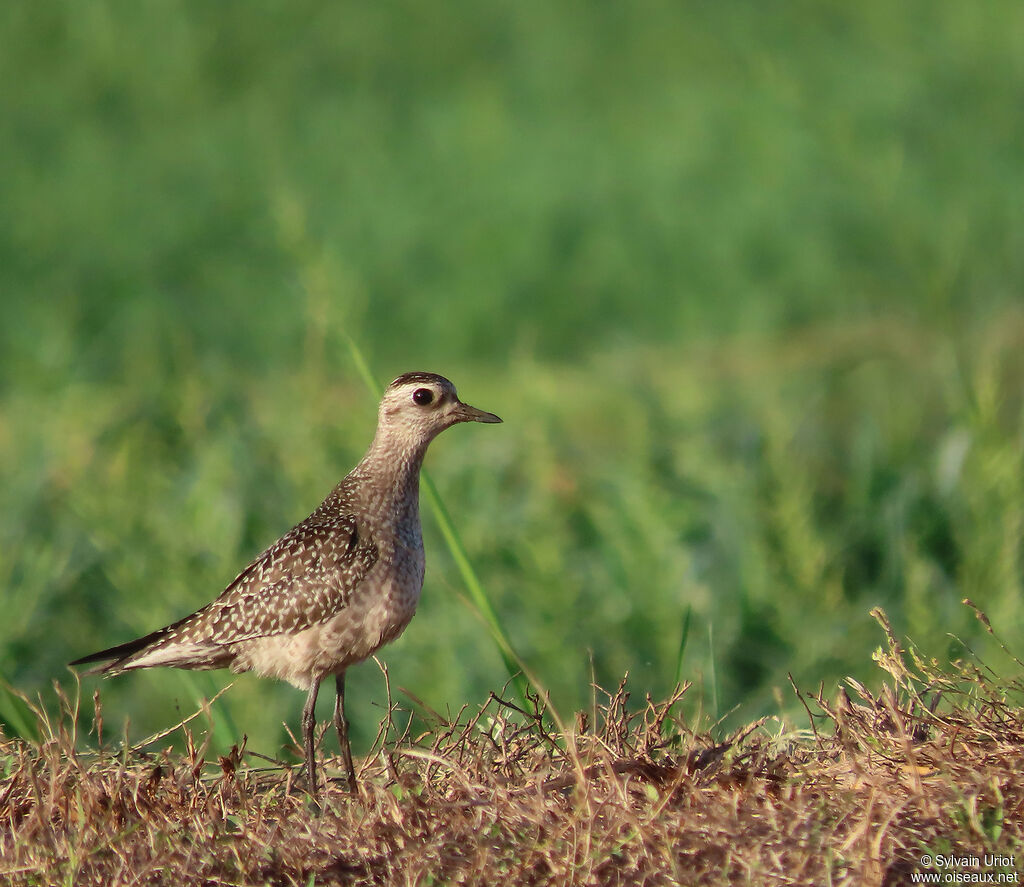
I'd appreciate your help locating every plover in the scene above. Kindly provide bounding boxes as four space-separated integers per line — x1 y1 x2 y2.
71 372 501 795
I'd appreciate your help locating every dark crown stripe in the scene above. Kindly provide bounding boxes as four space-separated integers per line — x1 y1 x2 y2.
388 371 451 389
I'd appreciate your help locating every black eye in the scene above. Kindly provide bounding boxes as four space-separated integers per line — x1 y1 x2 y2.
412 388 434 406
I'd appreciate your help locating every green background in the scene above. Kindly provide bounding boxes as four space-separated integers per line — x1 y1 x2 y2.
2 1 1023 755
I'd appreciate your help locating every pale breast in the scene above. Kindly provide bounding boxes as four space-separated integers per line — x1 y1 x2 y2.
228 531 425 689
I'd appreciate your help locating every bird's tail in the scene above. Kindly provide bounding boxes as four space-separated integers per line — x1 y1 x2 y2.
68 628 171 675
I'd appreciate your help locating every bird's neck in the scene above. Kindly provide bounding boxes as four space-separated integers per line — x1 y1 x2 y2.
352 430 431 520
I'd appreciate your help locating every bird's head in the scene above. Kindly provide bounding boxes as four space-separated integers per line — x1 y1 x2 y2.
375 372 502 450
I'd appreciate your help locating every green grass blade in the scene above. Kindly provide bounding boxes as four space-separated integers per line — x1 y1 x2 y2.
421 474 530 701
0 674 41 744
673 605 692 691
339 329 382 399
176 672 240 755
708 622 719 719
277 201 534 707
337 337 533 704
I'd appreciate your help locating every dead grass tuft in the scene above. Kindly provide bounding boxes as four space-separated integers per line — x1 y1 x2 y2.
2 607 1022 886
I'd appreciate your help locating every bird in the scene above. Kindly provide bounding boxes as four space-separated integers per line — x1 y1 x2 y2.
70 372 501 796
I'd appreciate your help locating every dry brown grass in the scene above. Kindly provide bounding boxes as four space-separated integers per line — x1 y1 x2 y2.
2 607 1022 886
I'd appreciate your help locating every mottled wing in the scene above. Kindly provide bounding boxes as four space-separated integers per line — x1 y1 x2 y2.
162 514 379 649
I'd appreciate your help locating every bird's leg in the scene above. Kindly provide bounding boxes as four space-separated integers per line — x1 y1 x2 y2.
302 674 322 797
334 672 358 793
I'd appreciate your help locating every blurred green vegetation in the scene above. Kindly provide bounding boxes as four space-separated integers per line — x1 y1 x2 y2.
2 1 1023 755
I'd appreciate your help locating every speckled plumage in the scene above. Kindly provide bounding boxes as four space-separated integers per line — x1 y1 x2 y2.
71 372 501 795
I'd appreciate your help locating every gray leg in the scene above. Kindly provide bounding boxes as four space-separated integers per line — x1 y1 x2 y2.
334 672 358 793
302 674 322 797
